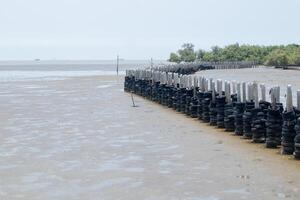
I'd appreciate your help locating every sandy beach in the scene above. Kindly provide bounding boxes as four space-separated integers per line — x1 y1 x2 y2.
0 74 300 200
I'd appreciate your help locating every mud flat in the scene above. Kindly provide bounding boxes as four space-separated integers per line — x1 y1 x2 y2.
0 75 300 199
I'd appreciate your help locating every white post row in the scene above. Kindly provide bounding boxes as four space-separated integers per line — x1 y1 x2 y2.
130 70 300 111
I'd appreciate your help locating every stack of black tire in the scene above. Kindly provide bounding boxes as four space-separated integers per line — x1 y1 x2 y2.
175 88 184 111
234 102 245 136
202 92 212 123
190 90 199 118
281 110 297 155
144 80 151 99
161 85 169 106
265 104 283 148
151 82 160 102
251 108 266 143
158 84 165 104
209 101 217 126
185 90 193 115
170 86 178 109
259 101 271 115
124 76 134 92
243 101 255 139
224 103 235 132
216 96 226 128
294 117 300 159
197 92 204 120
178 89 187 113
166 86 174 108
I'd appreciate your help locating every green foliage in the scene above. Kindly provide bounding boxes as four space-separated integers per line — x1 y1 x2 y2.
168 43 197 63
168 52 181 63
168 43 300 66
197 49 206 60
264 49 289 66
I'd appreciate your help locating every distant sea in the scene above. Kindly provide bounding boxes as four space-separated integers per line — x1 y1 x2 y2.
0 60 167 82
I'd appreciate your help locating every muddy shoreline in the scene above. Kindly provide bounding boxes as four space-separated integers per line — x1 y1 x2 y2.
0 75 299 199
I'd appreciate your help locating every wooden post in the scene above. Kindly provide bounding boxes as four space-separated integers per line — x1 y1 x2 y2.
297 90 300 110
260 83 266 101
242 82 246 103
237 82 241 103
286 85 293 112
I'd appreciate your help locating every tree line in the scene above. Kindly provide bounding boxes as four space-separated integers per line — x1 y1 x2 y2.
168 43 300 67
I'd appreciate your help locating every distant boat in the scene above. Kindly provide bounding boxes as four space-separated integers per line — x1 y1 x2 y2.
34 59 41 61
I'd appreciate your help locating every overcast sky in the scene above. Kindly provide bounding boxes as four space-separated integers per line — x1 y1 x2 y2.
0 0 300 60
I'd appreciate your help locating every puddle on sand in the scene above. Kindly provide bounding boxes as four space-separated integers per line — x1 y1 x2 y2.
97 84 113 89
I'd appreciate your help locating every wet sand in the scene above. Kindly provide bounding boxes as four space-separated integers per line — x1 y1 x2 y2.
0 75 300 200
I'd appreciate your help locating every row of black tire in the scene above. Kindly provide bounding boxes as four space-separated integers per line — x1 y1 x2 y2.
124 76 300 159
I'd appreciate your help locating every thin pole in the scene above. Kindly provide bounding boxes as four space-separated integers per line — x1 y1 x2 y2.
116 55 119 76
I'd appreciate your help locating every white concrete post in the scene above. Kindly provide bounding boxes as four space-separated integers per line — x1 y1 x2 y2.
232 80 237 94
212 81 216 103
225 81 232 104
270 87 276 110
275 86 280 103
217 79 223 96
237 82 241 103
297 90 300 110
286 85 293 112
253 82 259 108
260 84 266 102
242 82 246 103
